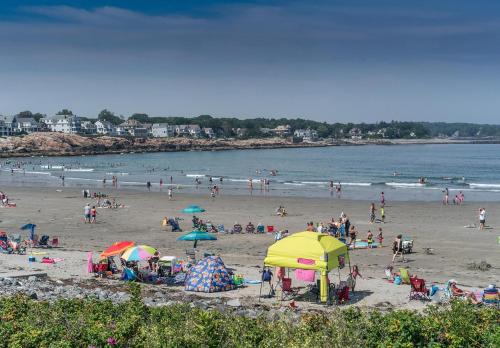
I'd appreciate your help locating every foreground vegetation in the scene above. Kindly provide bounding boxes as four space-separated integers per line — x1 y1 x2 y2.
0 285 498 348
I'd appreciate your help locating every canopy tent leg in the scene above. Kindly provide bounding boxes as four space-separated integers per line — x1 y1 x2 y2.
320 270 328 302
258 264 264 302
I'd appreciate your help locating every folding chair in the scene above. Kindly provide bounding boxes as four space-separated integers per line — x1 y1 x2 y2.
266 225 275 233
51 236 59 247
276 277 298 300
409 277 430 301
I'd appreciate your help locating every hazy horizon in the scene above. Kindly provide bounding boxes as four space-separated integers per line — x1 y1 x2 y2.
1 1 499 124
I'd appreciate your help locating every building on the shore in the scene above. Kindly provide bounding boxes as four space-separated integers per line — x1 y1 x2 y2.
42 114 82 134
203 127 215 139
188 124 202 137
80 121 97 135
0 119 10 136
294 128 318 142
234 128 248 137
175 125 190 136
15 117 39 133
273 125 292 137
151 123 175 137
95 120 116 135
128 126 149 137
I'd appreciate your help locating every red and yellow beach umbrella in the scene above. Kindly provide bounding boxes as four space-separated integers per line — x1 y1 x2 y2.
101 241 135 257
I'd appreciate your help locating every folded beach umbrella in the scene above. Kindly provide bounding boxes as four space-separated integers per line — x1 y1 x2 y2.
121 245 156 262
101 241 135 257
178 230 216 248
182 205 206 214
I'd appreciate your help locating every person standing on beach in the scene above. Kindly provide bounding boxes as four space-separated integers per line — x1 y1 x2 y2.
90 206 97 223
160 178 163 189
380 192 385 207
168 187 173 200
84 204 91 223
170 176 173 184
147 181 151 192
479 208 486 230
443 188 449 205
370 203 376 223
380 206 385 223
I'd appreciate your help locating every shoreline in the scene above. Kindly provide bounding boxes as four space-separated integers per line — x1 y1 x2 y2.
1 133 500 158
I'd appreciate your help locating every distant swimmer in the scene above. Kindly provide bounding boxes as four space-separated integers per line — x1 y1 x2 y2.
393 172 400 176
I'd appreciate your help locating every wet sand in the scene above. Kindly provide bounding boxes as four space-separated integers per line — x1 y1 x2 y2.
0 186 498 310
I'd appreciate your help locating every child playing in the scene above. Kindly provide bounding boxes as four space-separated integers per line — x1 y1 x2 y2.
367 230 374 248
377 228 383 246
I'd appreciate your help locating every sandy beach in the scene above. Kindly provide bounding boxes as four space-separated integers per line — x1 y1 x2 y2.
0 185 498 311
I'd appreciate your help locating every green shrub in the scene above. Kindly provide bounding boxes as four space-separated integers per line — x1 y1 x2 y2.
0 285 498 348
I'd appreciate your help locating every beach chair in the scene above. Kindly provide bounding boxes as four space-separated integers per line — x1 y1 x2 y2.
277 277 297 300
217 224 225 233
256 224 265 234
266 225 275 233
409 277 430 301
399 268 411 284
51 236 59 248
336 282 350 304
36 235 51 248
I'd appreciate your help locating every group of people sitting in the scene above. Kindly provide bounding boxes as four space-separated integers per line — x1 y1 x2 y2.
385 266 498 305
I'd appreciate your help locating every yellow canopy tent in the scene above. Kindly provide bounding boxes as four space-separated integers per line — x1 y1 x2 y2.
263 231 350 302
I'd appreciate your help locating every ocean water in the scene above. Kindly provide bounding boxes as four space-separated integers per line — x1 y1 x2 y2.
1 144 500 201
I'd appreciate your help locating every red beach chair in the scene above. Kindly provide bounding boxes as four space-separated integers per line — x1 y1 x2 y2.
409 277 430 301
266 225 275 233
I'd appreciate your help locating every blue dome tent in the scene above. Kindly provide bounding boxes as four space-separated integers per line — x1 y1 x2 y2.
185 256 234 293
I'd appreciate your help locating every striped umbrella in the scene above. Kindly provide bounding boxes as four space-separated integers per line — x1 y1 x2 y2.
101 241 135 257
121 245 157 262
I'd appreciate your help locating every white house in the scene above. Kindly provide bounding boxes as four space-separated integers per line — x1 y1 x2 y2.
294 128 318 142
15 118 39 133
43 114 82 134
152 124 175 138
273 125 292 137
95 120 116 135
203 127 215 139
81 121 97 135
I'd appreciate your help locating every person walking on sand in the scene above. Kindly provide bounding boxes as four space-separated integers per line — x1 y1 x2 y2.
370 203 376 223
380 192 385 207
160 178 163 189
392 234 405 263
147 181 151 192
84 204 91 223
479 208 486 230
168 187 173 200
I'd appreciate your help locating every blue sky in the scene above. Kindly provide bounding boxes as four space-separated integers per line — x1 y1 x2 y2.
1 0 499 123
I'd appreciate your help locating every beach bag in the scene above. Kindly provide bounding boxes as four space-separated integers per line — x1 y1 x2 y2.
394 276 402 285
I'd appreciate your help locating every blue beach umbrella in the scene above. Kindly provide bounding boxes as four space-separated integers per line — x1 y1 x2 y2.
182 205 206 214
21 223 36 241
178 230 216 248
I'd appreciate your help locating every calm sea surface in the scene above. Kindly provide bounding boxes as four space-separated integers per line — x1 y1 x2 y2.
1 144 500 201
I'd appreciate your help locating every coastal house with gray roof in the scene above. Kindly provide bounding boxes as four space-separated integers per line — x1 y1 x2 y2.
15 117 39 133
95 120 116 135
152 123 175 137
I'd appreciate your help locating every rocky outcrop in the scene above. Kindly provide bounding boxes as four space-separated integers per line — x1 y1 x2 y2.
0 133 326 157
